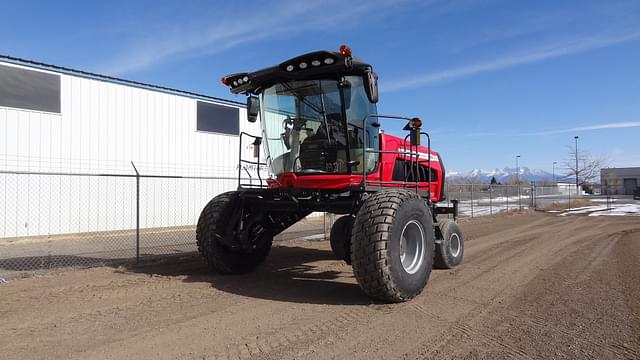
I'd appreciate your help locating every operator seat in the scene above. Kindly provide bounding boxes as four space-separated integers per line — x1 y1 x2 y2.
299 124 337 172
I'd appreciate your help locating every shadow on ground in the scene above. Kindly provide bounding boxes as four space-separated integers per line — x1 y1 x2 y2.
0 255 110 272
124 245 373 306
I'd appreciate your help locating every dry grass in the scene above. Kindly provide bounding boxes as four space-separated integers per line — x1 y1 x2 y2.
539 198 591 211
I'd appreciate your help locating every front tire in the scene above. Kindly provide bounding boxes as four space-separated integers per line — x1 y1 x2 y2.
434 220 464 269
351 190 435 302
330 215 355 264
196 191 272 274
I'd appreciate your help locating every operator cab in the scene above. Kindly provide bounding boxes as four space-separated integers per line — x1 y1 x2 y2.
222 45 381 177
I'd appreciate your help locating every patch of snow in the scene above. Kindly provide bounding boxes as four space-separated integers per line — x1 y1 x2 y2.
558 205 609 215
588 198 620 203
588 204 640 217
555 203 640 217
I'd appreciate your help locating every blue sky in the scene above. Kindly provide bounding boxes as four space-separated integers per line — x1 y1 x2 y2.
1 0 639 173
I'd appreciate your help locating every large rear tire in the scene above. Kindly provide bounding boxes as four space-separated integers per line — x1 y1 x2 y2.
330 215 355 264
351 190 435 302
196 191 272 274
434 220 464 269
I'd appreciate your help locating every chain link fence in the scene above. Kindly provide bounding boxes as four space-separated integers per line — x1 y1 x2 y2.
0 168 237 278
1 171 619 278
443 183 577 217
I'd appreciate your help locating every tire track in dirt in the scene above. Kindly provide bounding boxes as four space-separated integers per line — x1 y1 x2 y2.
1 269 259 359
60 249 378 359
268 214 640 360
411 216 640 360
263 220 554 359
208 306 377 360
1 213 639 360
260 215 565 359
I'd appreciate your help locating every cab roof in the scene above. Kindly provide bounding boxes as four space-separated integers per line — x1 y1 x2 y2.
222 49 372 95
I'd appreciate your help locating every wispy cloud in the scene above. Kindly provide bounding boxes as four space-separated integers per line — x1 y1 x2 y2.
459 121 640 138
521 121 640 136
384 30 640 92
102 0 409 75
103 1 317 74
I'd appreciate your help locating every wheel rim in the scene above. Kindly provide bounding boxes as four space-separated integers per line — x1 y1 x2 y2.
449 233 461 257
399 220 426 274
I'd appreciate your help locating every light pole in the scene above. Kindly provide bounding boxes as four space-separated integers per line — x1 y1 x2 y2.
552 161 557 184
516 155 521 185
574 136 579 195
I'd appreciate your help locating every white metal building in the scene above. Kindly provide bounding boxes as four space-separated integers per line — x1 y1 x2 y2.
0 56 261 238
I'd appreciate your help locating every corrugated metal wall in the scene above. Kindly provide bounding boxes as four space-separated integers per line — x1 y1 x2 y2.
0 61 260 238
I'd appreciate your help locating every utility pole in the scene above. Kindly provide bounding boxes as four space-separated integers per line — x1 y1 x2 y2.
516 155 521 185
574 136 579 196
552 161 557 184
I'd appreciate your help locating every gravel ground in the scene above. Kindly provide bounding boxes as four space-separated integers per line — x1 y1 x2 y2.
0 212 639 359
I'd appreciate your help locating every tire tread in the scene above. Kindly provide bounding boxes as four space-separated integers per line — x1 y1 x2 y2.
196 191 271 274
351 190 434 302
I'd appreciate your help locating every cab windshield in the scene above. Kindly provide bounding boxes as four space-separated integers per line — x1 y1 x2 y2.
261 76 379 176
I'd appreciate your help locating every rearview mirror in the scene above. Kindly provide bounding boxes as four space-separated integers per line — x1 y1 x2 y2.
247 96 260 123
364 70 379 103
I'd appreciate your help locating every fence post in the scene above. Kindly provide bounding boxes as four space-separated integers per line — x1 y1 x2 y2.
131 161 140 263
489 185 493 216
324 213 326 240
530 181 535 209
506 185 509 211
470 184 474 218
446 182 451 219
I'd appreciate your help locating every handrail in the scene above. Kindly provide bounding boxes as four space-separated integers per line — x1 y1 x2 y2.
238 132 267 189
361 114 433 197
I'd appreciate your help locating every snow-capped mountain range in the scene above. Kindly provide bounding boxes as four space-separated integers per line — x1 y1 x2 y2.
446 167 555 183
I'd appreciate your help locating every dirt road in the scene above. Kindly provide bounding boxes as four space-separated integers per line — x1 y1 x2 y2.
1 212 639 359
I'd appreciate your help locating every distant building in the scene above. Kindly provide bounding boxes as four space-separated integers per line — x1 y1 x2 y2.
601 167 640 195
555 182 581 195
